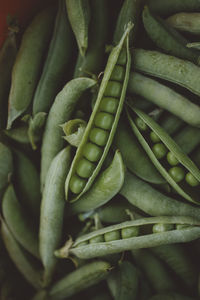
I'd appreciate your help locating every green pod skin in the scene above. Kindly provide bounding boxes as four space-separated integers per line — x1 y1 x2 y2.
4 125 30 144
0 30 17 129
28 112 47 150
56 216 200 260
62 118 86 147
65 23 133 202
159 113 183 136
31 290 48 300
151 244 197 290
192 147 200 169
142 6 200 65
7 6 56 129
1 219 43 290
173 125 200 155
127 106 200 204
66 0 90 56
32 0 73 115
149 293 196 300
127 71 200 127
107 261 139 300
2 184 39 259
167 13 200 35
132 48 200 99
13 149 41 216
70 150 125 213
73 0 108 78
41 77 96 190
0 143 13 200
120 171 200 221
113 121 166 184
49 261 111 300
39 146 72 287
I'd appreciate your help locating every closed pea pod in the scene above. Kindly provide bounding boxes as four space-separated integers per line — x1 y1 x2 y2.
167 12 200 35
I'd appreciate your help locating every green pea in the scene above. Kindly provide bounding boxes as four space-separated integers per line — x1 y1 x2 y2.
89 127 109 146
169 166 185 183
94 112 114 130
150 131 160 143
83 142 103 162
135 117 148 131
152 223 174 233
76 158 96 178
99 97 118 114
69 175 87 194
121 226 139 239
185 172 199 187
89 235 104 244
110 65 125 82
117 48 127 65
104 230 121 242
167 151 179 166
104 81 122 98
152 143 168 159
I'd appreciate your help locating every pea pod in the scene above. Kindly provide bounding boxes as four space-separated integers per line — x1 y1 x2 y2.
127 106 200 204
173 125 200 155
28 112 47 150
55 216 200 259
4 125 30 144
0 142 13 200
65 23 133 202
167 12 200 35
61 119 87 147
70 149 125 214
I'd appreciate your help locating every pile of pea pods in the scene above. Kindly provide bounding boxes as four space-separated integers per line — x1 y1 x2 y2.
1 0 200 299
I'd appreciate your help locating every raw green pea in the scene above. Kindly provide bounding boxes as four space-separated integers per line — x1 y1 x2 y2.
169 166 185 183
89 235 104 244
152 143 168 159
152 223 174 233
104 230 121 242
100 97 119 114
104 81 122 98
150 131 160 143
83 142 103 162
94 112 114 130
110 65 125 82
69 175 87 194
167 151 179 166
185 172 199 187
76 158 96 178
135 117 148 131
89 127 109 146
121 226 139 239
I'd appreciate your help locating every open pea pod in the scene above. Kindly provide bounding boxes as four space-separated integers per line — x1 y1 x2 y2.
127 105 200 205
65 22 133 202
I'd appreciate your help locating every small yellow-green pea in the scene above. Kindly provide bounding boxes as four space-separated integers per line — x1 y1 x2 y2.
78 241 89 247
176 224 190 230
94 112 114 130
152 223 174 233
110 65 125 82
117 48 126 65
150 131 160 143
89 127 109 146
83 142 103 162
104 230 121 242
69 175 87 194
167 151 179 166
104 81 122 98
76 158 96 178
169 166 185 183
135 117 148 131
152 143 168 160
185 172 199 187
99 97 118 114
89 235 104 244
121 226 139 239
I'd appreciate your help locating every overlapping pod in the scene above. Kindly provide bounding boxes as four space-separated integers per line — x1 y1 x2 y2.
126 106 200 204
55 216 200 259
65 22 133 202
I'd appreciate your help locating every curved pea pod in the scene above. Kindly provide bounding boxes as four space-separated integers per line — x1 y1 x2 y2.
127 106 200 204
7 6 56 129
28 112 47 150
32 0 73 115
61 119 86 147
0 143 13 200
0 30 17 129
113 121 165 184
41 77 96 190
2 184 39 259
107 261 139 300
55 216 200 260
66 0 90 56
167 12 200 35
65 23 133 203
39 146 72 287
127 71 200 127
49 261 111 300
1 219 43 290
70 150 125 214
